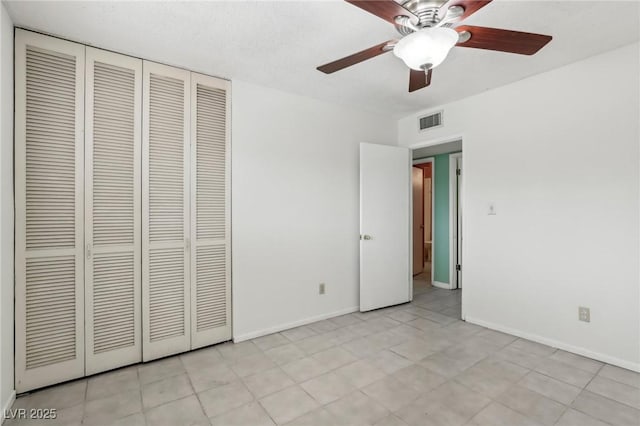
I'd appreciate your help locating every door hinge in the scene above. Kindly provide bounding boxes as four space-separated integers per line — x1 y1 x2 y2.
456 168 461 176
456 264 461 271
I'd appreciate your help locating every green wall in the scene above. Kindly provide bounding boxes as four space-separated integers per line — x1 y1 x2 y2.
433 154 450 283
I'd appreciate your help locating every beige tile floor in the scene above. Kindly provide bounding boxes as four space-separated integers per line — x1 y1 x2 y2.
6 283 640 426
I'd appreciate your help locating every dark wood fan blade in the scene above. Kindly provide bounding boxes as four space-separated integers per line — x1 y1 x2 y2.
455 25 552 55
409 69 432 93
317 41 393 74
345 0 418 25
441 0 492 23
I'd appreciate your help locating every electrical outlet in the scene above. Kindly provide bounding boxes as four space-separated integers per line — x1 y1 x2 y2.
579 306 590 322
319 283 326 295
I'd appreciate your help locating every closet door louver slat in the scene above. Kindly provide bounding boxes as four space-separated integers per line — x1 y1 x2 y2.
15 30 86 393
142 61 191 361
190 74 231 349
85 48 142 375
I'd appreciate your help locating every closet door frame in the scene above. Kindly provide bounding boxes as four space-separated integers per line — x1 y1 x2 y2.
84 47 142 375
142 61 191 361
14 29 86 392
190 73 232 349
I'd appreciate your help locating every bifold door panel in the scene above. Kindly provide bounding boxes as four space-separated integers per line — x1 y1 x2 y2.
190 73 232 349
142 61 192 361
15 29 232 392
15 30 86 392
84 48 143 375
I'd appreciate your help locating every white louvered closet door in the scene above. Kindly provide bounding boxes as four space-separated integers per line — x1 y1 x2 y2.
14 30 86 392
85 48 142 375
142 61 191 361
190 73 231 349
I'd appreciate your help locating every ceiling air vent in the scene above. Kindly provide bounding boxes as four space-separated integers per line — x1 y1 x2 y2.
418 111 443 131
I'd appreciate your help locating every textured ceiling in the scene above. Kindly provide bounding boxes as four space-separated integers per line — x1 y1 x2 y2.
5 0 639 117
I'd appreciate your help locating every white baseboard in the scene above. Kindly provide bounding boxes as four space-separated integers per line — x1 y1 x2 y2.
1 390 16 425
433 281 452 290
465 316 640 373
233 306 359 343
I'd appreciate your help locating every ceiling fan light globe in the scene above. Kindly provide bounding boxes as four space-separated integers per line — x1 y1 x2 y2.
393 27 458 71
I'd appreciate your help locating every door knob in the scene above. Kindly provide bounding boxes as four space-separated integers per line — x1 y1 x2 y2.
363 235 372 240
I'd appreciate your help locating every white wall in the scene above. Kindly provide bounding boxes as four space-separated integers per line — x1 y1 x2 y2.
398 43 640 370
0 2 14 415
231 80 396 340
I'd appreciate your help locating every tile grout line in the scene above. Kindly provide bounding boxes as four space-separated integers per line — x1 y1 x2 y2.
137 365 144 423
81 377 88 425
178 354 208 423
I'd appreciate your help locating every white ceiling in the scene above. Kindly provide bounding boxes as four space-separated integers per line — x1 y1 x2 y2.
5 0 639 117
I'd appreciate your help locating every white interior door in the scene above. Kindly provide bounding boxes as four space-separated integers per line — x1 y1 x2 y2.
14 30 86 392
360 143 411 311
85 47 142 374
189 72 232 349
142 61 191 361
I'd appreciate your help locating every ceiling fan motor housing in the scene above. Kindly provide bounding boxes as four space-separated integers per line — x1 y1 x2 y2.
394 0 449 35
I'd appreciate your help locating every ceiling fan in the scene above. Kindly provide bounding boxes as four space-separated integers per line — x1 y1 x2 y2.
317 0 552 92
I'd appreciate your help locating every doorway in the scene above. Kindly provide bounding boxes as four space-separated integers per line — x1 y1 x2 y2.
410 140 463 319
357 141 462 315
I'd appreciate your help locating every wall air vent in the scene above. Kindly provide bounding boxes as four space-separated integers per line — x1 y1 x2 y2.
418 111 443 131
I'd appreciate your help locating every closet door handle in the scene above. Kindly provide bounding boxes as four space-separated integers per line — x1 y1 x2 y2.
185 238 190 251
86 243 92 259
